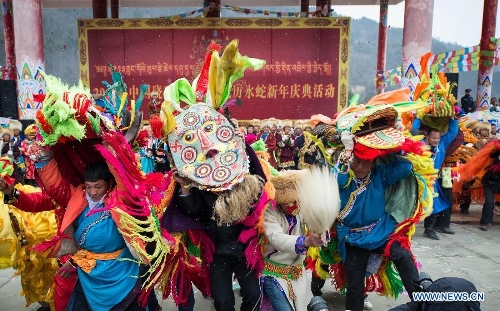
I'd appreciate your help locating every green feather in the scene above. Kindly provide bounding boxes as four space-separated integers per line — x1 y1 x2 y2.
186 236 201 257
385 261 404 299
89 114 101 135
135 84 149 111
349 93 360 107
269 165 279 176
318 238 342 265
251 139 267 152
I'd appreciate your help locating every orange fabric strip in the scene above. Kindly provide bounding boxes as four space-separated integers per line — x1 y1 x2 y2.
71 249 124 273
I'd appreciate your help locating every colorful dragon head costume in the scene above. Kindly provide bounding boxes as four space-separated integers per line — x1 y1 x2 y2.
35 64 144 147
414 52 457 117
411 52 460 134
331 88 437 228
31 68 176 307
306 88 438 298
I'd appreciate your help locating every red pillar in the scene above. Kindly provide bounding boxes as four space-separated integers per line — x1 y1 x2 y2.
110 0 119 18
13 0 45 119
401 0 434 96
92 0 107 18
2 0 16 80
301 0 310 17
315 0 331 16
206 0 221 18
476 0 498 109
375 0 389 94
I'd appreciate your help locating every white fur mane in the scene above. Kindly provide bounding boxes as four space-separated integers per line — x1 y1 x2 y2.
297 166 340 234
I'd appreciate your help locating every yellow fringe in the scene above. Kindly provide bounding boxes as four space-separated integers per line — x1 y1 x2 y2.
315 259 331 280
112 208 172 293
401 152 438 218
1 185 58 309
378 266 392 297
307 246 319 261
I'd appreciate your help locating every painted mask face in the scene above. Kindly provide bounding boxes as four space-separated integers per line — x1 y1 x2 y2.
168 104 249 191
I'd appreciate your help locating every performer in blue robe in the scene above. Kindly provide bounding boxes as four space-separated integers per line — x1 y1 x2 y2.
36 159 151 311
333 132 420 311
413 117 459 239
72 203 139 311
140 147 155 175
336 156 413 261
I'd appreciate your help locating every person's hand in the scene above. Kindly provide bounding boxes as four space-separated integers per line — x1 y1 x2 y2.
320 231 329 244
0 178 15 196
395 117 405 131
171 167 192 195
29 155 37 161
57 261 77 278
37 145 53 161
7 150 12 156
341 131 355 150
305 233 324 247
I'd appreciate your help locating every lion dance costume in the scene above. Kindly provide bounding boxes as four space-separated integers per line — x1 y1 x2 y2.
0 160 58 309
25 66 175 310
148 39 273 309
306 88 437 299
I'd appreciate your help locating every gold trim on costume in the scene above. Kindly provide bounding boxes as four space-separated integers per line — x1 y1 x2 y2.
263 260 303 300
278 160 296 169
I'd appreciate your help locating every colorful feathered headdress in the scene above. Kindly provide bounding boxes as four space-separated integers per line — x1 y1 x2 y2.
414 52 457 118
334 88 429 160
24 124 38 136
0 157 15 185
35 65 145 146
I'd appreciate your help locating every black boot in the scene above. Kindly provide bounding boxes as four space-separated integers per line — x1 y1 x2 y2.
311 273 326 296
460 204 471 214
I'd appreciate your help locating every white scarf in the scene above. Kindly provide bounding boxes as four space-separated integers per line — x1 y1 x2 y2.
85 192 106 210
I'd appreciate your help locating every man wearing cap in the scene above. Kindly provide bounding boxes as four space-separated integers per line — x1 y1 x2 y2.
20 125 41 186
249 119 261 136
148 90 161 118
295 120 318 170
10 120 24 148
260 118 279 169
461 89 476 113
276 120 296 171
335 132 419 311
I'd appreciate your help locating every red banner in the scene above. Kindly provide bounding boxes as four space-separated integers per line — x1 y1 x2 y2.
79 18 350 120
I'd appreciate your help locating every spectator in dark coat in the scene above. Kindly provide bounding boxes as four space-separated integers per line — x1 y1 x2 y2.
461 89 476 113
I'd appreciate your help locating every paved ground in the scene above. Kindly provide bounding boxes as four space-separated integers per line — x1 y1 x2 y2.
1 204 498 311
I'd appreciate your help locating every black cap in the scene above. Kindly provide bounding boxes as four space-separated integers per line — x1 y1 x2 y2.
465 88 472 92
